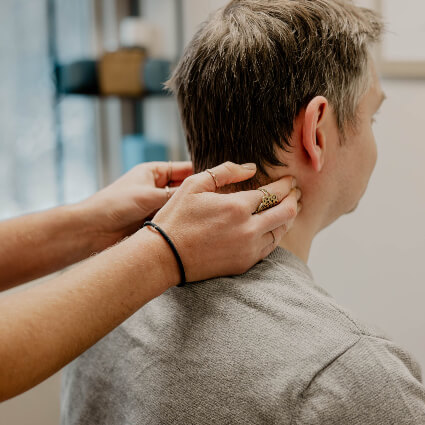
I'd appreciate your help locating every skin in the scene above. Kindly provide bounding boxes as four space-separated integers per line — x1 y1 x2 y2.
0 160 300 401
0 161 195 292
265 60 386 262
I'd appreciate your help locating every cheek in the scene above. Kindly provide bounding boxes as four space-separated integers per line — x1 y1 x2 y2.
352 128 377 206
365 128 378 174
346 127 377 203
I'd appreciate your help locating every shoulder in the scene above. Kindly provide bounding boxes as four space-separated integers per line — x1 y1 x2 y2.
293 335 425 425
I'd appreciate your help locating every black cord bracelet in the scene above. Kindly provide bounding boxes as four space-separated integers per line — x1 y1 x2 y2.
142 221 186 287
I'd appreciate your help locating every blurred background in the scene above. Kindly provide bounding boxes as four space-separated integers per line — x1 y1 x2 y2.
0 0 424 423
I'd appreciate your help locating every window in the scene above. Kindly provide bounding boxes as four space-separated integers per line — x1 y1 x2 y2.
0 0 98 220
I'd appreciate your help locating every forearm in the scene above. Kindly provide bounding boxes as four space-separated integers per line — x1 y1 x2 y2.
0 227 178 401
0 204 112 291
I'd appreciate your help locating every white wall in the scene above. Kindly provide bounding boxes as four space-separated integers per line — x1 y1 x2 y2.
0 373 61 425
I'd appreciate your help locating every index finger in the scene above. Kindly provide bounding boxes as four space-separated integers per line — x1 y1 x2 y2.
185 161 258 193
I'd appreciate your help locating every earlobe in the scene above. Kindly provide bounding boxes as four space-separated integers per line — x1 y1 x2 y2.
302 96 329 172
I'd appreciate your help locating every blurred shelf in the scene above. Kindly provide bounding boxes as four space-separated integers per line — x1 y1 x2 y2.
55 57 173 98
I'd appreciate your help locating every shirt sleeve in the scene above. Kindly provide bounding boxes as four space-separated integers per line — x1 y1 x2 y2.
293 335 425 425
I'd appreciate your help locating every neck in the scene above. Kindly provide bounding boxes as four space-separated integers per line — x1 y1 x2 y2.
278 213 317 263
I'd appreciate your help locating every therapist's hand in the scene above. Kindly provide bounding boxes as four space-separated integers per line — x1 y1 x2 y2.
147 161 300 283
78 161 194 249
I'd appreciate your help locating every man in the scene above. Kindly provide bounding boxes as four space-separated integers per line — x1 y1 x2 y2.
61 1 425 424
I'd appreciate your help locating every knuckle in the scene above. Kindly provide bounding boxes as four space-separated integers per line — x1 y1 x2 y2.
286 204 297 219
237 222 254 242
275 225 286 241
241 199 254 215
283 196 298 219
229 199 247 217
222 161 234 172
286 217 296 230
183 174 196 187
273 227 283 242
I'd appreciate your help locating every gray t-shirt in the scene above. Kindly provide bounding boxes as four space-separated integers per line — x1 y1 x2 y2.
61 247 425 424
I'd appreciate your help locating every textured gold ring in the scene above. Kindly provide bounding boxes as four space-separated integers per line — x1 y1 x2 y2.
165 185 171 200
206 169 219 189
253 188 280 214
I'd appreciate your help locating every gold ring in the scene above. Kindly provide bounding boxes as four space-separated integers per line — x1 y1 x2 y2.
253 188 280 214
271 230 276 244
167 161 173 183
165 185 171 200
206 169 219 189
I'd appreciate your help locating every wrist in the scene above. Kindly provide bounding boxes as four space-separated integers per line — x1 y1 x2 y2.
67 201 118 253
133 227 181 290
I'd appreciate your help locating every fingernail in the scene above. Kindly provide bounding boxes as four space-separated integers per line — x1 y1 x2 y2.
292 177 297 188
296 188 302 201
297 202 303 213
241 163 257 170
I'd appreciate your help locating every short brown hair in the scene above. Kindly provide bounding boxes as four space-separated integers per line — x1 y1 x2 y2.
167 0 383 187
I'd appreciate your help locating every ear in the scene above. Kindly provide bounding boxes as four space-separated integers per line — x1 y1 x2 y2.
302 96 329 172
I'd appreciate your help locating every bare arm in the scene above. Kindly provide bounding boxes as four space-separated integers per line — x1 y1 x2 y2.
0 205 109 291
0 227 179 402
0 161 194 291
0 161 300 401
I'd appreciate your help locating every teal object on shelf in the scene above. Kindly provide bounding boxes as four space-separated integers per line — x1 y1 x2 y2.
143 59 173 93
55 60 98 95
122 135 168 173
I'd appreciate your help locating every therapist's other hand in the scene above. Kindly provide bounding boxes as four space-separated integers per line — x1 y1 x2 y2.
78 161 193 248
147 161 301 283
